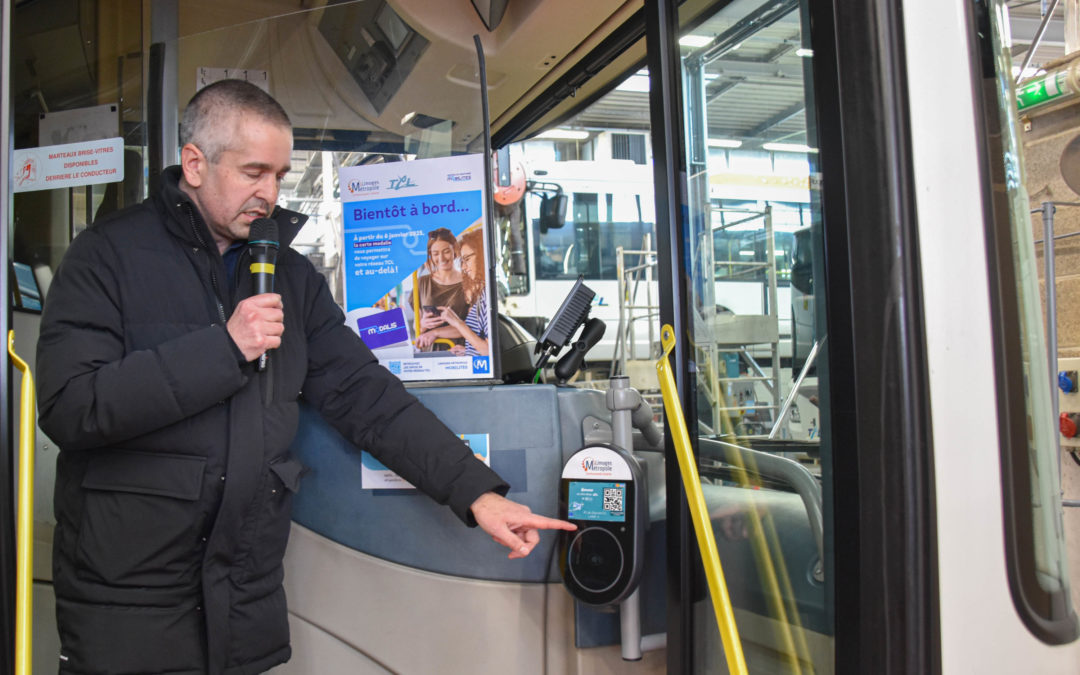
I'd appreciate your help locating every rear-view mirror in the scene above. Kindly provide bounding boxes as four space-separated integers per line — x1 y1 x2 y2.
539 192 567 233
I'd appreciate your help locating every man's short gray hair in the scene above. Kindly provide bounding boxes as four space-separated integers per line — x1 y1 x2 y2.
179 79 292 163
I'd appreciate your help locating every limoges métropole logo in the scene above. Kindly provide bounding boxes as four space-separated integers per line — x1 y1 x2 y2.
346 178 379 196
581 457 614 474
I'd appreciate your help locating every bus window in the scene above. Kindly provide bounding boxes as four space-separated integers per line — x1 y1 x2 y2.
533 190 652 281
975 0 1077 642
712 200 805 286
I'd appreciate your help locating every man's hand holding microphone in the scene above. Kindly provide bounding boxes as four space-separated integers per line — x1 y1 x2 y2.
227 218 282 365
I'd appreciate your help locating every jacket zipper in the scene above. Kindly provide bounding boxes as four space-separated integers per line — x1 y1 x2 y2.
185 205 275 405
185 206 227 324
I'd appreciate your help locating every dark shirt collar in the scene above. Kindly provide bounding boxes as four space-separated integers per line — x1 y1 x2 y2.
222 241 246 291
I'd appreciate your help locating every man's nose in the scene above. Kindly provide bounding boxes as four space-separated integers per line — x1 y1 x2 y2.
256 173 279 206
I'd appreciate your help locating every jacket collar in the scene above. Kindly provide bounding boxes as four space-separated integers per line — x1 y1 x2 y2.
156 165 308 251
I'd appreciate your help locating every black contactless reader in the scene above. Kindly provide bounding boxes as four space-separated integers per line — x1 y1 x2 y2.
558 443 646 606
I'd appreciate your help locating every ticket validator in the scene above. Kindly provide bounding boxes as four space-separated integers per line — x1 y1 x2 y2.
558 443 645 606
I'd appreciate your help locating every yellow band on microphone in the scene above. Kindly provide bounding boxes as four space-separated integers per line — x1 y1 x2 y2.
250 263 276 274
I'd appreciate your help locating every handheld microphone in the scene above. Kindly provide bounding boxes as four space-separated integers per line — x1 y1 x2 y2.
249 218 279 372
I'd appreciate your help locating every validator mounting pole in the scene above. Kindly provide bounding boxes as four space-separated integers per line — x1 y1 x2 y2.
609 377 642 661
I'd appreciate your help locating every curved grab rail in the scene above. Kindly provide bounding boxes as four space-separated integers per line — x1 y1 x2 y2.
695 330 812 672
8 330 35 675
700 437 824 581
656 324 748 675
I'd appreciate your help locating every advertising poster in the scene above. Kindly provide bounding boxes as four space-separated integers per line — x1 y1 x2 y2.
360 434 490 489
339 154 494 381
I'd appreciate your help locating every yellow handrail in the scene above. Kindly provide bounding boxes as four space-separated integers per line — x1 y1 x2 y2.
714 393 811 674
8 330 35 675
412 270 421 338
656 324 748 675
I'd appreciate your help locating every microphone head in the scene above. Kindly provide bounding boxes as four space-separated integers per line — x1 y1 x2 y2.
249 218 279 248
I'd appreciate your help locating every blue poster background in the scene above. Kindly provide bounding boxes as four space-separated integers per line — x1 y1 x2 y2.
342 190 482 310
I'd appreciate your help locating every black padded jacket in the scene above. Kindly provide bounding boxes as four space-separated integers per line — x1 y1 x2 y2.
36 166 508 674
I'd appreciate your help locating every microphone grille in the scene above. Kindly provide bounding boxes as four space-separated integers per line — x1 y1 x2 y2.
249 218 279 247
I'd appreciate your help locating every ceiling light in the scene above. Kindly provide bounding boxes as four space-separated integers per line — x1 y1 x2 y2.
537 129 590 140
679 35 713 48
400 111 416 126
708 139 743 148
795 48 814 58
763 142 817 153
616 73 650 93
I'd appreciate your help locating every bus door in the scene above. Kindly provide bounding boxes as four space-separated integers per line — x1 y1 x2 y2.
656 0 1080 672
666 0 832 670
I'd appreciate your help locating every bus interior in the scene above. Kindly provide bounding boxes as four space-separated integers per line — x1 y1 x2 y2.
4 0 1080 674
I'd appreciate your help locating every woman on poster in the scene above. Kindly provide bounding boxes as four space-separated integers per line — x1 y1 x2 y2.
413 227 468 351
440 228 490 356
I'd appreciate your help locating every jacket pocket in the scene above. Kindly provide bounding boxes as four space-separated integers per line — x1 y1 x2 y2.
56 596 205 674
240 457 305 582
75 450 209 588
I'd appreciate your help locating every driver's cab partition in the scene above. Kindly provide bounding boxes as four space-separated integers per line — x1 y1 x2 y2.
282 380 827 673
282 384 662 672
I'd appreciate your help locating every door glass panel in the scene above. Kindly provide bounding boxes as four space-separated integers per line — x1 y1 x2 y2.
10 0 147 565
979 0 1074 638
11 0 146 296
678 0 831 671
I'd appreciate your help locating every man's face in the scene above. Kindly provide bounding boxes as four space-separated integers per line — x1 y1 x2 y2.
180 114 292 249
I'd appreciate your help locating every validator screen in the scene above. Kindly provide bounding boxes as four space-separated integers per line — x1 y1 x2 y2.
567 481 626 522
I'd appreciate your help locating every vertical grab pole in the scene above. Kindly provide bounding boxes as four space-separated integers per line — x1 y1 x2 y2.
656 325 748 675
8 331 35 675
1042 204 1061 465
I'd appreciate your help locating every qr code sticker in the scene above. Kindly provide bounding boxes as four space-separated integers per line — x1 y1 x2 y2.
603 487 623 513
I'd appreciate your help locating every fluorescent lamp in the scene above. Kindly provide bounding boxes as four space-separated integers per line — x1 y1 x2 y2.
708 138 742 148
616 72 650 93
537 129 590 140
679 35 713 48
795 48 814 58
763 142 817 153
1011 65 1044 81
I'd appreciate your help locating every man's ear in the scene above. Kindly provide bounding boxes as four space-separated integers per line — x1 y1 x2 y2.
179 143 206 188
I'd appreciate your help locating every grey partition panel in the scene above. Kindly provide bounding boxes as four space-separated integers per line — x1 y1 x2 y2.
289 384 608 582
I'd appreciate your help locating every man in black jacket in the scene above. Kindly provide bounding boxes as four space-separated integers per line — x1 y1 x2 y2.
36 79 574 675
